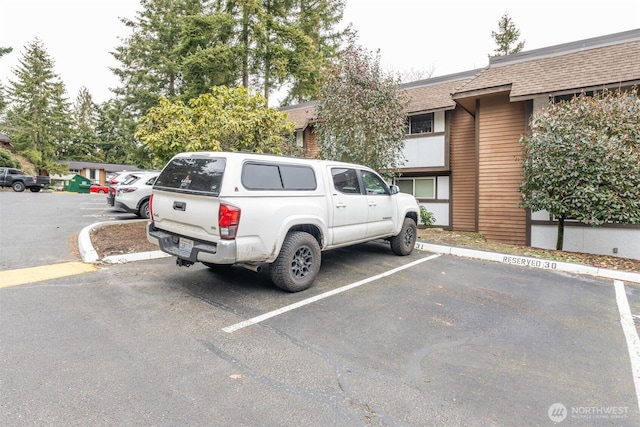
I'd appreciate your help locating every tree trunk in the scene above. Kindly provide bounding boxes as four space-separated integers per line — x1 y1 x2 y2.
556 215 565 251
241 6 249 88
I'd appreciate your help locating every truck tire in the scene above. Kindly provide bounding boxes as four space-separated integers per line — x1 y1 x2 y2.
270 231 321 292
29 187 41 192
390 217 417 256
12 181 25 192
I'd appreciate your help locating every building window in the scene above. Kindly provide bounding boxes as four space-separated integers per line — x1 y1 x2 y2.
395 177 435 199
554 91 593 103
406 113 433 135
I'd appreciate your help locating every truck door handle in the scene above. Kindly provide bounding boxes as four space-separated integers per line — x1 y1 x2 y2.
335 202 346 208
173 201 186 211
368 202 377 207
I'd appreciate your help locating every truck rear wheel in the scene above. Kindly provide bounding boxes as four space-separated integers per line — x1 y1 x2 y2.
12 181 25 192
270 231 321 292
390 217 417 256
29 187 41 192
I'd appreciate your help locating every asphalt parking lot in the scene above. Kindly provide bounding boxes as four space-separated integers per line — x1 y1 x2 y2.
1 192 640 426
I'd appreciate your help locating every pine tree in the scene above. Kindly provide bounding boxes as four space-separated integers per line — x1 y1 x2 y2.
0 47 13 114
111 0 205 116
280 0 346 105
490 13 525 57
3 38 71 174
95 99 152 168
176 12 239 101
59 87 100 161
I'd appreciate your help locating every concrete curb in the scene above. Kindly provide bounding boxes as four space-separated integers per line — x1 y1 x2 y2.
78 220 170 264
79 222 639 283
415 241 640 284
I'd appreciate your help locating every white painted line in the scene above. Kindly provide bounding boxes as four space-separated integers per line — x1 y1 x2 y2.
614 280 640 413
223 254 442 333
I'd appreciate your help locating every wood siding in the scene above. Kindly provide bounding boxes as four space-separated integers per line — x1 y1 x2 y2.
449 106 477 231
477 94 527 244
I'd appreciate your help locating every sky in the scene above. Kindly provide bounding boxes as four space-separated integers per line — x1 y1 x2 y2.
1 0 639 105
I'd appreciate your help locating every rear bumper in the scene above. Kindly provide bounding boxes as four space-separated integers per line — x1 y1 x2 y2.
147 222 236 264
115 201 136 214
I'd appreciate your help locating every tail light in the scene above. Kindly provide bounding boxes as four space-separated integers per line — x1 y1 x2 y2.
149 194 154 221
219 203 240 239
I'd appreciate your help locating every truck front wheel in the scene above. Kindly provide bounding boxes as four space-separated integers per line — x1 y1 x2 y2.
270 231 321 292
12 181 25 192
390 217 417 256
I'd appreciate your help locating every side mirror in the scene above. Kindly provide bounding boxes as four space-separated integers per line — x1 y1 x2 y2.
389 185 399 195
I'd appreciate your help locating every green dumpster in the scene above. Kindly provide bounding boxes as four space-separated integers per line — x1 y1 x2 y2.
77 183 91 193
64 174 92 193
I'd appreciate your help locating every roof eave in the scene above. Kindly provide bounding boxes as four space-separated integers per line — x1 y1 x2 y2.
509 79 640 102
452 85 512 115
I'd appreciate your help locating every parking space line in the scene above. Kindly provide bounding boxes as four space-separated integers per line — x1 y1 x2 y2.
614 280 640 412
223 254 441 333
0 262 98 288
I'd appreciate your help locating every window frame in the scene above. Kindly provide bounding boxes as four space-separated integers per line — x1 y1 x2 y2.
394 177 436 199
406 112 434 135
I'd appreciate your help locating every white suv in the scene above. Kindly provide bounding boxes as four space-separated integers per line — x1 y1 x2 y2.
147 152 420 292
114 171 159 219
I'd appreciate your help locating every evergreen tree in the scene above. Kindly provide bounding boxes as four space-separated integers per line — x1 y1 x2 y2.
281 0 346 105
219 0 345 105
111 0 345 113
315 34 408 177
59 87 100 161
490 13 525 57
111 0 205 116
176 12 239 101
3 38 71 174
0 46 13 114
95 99 153 168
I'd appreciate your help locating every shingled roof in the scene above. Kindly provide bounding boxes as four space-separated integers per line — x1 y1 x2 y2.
280 29 640 128
280 69 479 129
453 29 640 108
400 69 481 114
280 101 318 131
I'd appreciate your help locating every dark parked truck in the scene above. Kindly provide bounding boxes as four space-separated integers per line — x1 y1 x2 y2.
0 167 51 192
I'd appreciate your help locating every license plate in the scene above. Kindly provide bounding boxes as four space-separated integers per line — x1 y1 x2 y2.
178 237 194 254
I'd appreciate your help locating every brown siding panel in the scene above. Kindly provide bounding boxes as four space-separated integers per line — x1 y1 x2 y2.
477 94 526 244
449 106 477 231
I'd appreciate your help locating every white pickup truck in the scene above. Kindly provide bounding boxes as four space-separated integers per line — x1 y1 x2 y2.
147 152 420 292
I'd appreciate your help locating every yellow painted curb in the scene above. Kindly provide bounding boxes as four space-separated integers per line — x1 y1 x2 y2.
0 262 98 288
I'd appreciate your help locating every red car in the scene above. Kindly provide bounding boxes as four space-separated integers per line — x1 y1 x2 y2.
90 183 109 194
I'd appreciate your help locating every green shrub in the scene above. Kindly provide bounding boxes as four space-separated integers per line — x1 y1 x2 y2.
0 148 21 169
419 205 436 227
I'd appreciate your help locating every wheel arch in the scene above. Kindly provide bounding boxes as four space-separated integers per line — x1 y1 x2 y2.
136 196 151 210
268 217 327 262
